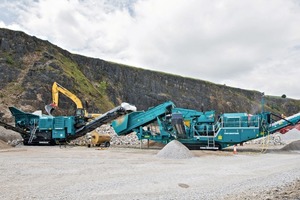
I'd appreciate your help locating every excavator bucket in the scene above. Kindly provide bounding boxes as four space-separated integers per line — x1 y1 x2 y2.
45 103 56 116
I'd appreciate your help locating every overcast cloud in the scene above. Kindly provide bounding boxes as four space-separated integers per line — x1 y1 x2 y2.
1 0 300 99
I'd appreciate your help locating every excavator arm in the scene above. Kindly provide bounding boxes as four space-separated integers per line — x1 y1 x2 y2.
45 82 85 116
51 82 84 109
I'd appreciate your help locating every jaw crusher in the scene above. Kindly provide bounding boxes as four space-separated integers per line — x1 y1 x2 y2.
111 101 300 150
3 103 136 145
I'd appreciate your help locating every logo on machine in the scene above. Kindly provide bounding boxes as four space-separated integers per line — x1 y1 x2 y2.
224 132 239 135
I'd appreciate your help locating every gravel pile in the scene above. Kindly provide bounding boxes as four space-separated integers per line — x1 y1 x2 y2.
157 140 193 159
246 133 283 145
254 179 300 200
225 177 300 200
0 126 22 143
0 139 12 149
281 140 300 151
0 126 23 148
246 129 300 146
280 129 300 143
111 132 140 146
96 125 140 146
70 125 141 146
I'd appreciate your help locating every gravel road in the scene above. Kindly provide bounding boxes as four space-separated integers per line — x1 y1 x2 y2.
0 145 299 200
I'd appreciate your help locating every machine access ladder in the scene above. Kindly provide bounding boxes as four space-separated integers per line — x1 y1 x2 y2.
200 131 218 150
28 125 38 144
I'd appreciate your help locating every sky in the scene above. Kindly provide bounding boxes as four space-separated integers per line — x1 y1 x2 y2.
1 0 300 99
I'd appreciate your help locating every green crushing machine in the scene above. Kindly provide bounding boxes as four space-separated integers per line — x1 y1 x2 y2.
112 101 300 150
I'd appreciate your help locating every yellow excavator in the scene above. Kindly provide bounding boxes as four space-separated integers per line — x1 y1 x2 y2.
45 82 101 121
45 82 111 147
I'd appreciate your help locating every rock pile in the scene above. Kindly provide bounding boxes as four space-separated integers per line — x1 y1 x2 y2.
279 129 300 143
0 126 23 148
70 125 140 147
246 133 283 145
0 126 22 142
157 140 193 159
96 125 140 146
281 140 300 151
0 139 12 149
246 129 300 146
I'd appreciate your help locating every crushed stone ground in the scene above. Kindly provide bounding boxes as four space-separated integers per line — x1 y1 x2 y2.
225 179 300 200
0 125 299 199
0 146 299 200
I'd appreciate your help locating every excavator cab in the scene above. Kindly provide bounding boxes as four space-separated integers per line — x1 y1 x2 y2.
74 108 86 128
75 108 85 117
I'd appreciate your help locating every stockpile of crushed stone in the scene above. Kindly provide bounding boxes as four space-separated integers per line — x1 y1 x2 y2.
0 126 22 147
0 139 12 149
280 129 300 143
0 126 22 141
246 129 300 145
157 140 193 159
70 125 141 146
281 140 300 151
98 125 140 146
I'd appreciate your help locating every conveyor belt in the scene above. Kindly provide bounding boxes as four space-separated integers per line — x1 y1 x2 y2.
0 120 28 137
270 112 300 133
70 103 136 140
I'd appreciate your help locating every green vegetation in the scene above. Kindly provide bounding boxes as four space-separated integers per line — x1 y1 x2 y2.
0 82 24 104
6 82 24 94
97 81 107 95
6 55 14 65
56 53 114 111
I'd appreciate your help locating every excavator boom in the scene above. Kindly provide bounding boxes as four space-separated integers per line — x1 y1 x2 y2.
45 82 84 115
52 82 83 108
45 82 102 123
